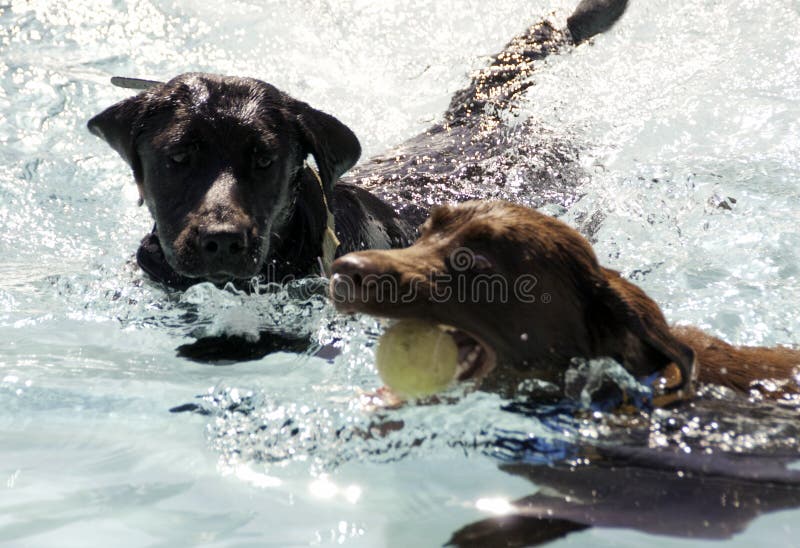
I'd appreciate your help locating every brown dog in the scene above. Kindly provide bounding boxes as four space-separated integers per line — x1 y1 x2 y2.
329 200 799 403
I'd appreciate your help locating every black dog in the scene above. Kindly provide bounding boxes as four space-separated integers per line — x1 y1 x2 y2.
88 0 628 290
88 73 413 287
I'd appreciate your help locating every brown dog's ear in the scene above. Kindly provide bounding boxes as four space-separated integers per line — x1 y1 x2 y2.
289 99 361 204
592 268 696 395
87 94 148 180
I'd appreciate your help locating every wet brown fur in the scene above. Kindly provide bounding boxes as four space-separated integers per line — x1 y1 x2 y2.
331 200 800 400
674 326 799 397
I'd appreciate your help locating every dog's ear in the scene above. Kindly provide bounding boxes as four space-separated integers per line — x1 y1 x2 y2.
289 100 361 203
87 94 148 181
591 268 696 394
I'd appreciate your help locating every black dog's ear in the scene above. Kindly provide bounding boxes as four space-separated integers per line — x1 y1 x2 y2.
289 99 361 203
592 268 697 395
87 94 148 180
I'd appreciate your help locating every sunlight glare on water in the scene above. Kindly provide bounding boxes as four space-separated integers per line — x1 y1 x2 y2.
1 0 799 546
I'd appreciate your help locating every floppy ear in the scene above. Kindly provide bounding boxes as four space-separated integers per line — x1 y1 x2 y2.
591 268 696 395
289 99 361 204
87 94 148 181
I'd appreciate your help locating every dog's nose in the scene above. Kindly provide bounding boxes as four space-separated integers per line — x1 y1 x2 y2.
331 254 382 286
329 253 386 302
198 226 248 261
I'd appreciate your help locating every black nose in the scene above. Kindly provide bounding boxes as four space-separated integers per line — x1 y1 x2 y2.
198 226 248 262
329 253 391 304
330 254 383 288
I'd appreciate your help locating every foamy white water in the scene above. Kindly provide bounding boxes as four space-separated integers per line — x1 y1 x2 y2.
1 1 799 546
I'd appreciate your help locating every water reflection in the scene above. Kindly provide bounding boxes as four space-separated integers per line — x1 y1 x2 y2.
451 394 800 546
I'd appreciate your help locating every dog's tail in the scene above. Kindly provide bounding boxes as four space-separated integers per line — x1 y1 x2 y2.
567 0 629 44
444 0 629 121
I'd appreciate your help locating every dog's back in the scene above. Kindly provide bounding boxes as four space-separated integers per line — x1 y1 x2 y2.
674 326 800 397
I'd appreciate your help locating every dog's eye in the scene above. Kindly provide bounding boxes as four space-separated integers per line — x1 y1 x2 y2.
472 254 493 271
170 151 190 164
169 144 198 165
253 147 275 170
255 155 273 169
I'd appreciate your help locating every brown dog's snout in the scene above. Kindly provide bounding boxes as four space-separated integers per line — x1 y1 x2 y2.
330 253 379 300
329 252 403 309
198 225 249 263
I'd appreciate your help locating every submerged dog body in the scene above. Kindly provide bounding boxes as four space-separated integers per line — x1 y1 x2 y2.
330 201 800 401
88 0 630 287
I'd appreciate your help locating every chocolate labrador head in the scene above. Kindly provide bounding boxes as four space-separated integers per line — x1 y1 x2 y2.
89 73 360 282
330 200 695 394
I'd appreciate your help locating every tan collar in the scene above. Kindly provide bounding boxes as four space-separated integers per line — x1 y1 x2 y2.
306 163 340 276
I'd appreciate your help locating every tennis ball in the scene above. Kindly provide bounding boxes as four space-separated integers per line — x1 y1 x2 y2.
375 320 458 399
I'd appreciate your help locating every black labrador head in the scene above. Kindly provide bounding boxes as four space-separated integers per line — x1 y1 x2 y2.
88 72 360 283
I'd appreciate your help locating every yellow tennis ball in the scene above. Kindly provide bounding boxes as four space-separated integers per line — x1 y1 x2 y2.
375 320 458 398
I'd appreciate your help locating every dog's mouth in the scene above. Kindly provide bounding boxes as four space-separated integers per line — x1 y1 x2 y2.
202 271 251 284
330 272 497 384
175 255 264 284
160 234 266 283
444 325 497 383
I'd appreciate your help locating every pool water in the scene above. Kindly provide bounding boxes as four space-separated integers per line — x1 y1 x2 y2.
1 1 799 546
